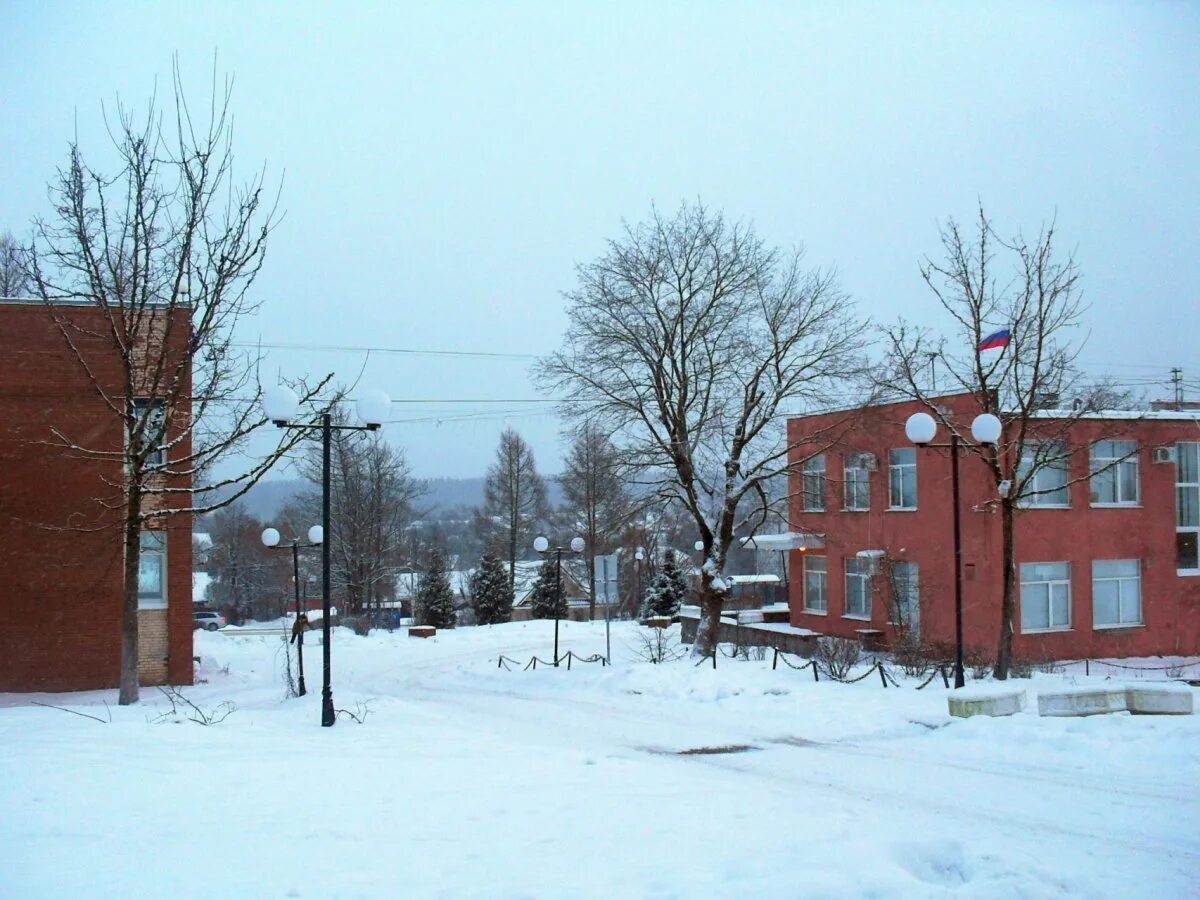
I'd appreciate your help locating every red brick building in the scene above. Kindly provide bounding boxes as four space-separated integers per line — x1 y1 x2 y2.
0 300 193 691
785 394 1200 660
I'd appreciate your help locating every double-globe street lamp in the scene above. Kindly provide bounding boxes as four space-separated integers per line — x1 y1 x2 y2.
904 410 1002 689
261 524 324 696
533 534 585 667
262 387 391 726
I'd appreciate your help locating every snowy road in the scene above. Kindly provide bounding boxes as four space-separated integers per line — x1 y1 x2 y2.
2 620 1197 899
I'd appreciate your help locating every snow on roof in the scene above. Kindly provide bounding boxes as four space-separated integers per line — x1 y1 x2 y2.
741 532 824 551
193 571 212 604
728 574 781 585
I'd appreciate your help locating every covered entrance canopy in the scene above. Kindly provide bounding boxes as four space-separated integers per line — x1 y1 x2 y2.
739 532 825 551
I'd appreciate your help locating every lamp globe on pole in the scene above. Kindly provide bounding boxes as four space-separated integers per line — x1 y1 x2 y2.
904 412 937 446
307 525 324 545
262 386 300 426
355 390 391 428
261 527 281 548
533 535 549 553
971 413 1002 445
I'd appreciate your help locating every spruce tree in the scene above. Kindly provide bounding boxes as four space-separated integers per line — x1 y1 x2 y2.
470 552 513 625
528 557 568 620
415 548 456 628
641 550 687 618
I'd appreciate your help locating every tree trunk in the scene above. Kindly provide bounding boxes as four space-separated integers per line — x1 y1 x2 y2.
586 548 596 621
119 492 142 705
691 571 727 657
995 500 1016 679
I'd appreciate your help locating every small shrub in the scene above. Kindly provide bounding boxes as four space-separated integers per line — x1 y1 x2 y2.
632 627 686 664
816 636 862 681
964 646 992 680
891 629 930 678
1008 658 1034 679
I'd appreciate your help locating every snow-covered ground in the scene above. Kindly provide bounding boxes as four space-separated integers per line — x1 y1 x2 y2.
1 621 1197 899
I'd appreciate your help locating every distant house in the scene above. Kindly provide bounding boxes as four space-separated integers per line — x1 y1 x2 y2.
509 560 594 621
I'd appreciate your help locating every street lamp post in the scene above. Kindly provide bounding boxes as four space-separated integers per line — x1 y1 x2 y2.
261 524 324 696
533 534 585 667
633 546 645 618
905 410 1002 689
263 387 391 726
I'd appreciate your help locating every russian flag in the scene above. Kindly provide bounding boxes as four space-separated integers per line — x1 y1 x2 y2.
978 328 1011 351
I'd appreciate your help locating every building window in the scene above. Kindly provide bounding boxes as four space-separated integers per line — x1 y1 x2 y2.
1092 560 1142 628
1178 442 1200 571
1017 441 1070 507
131 398 167 467
888 448 916 509
803 555 827 613
844 558 871 619
844 455 870 511
1090 440 1139 505
802 454 826 512
139 529 167 609
889 560 919 629
1020 562 1071 632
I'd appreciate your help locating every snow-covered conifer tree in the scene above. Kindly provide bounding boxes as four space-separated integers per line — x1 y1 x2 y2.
528 558 568 620
415 548 456 628
470 552 513 625
640 550 687 619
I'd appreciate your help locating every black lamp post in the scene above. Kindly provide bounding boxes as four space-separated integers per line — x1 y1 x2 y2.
633 546 645 618
533 533 585 666
263 387 391 726
905 410 1002 689
261 524 323 696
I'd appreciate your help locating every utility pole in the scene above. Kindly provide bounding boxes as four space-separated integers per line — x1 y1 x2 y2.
1171 367 1184 410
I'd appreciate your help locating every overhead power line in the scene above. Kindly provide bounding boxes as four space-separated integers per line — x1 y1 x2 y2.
232 340 538 360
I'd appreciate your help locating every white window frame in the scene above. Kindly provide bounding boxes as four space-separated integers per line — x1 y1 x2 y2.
1019 561 1071 633
1089 440 1139 507
138 529 168 610
802 555 827 614
888 560 919 628
844 456 870 511
1177 442 1200 574
1017 441 1070 508
888 448 917 510
131 398 167 467
802 454 826 512
1092 559 1142 628
843 558 871 620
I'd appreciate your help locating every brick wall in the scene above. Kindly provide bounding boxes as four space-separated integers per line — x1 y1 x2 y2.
0 302 193 692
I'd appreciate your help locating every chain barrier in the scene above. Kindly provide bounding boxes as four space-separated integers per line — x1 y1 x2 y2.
495 651 609 671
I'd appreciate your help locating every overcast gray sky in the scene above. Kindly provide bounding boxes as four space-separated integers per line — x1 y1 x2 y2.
3 1 1197 478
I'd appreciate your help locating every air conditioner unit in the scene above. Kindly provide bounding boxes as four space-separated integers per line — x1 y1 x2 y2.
1152 446 1177 464
853 452 878 471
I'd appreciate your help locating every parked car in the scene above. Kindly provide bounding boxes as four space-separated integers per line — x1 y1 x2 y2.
193 610 227 631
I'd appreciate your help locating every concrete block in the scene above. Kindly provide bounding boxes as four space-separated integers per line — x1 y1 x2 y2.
1037 687 1126 717
948 688 1026 718
1124 685 1194 716
408 626 436 638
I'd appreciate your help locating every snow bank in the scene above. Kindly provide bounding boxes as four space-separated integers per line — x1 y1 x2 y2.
1 620 1197 898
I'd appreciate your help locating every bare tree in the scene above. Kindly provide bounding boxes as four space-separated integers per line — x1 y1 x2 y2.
206 502 289 622
23 64 331 704
880 205 1132 678
297 423 423 616
558 423 632 619
0 233 29 297
480 428 549 596
539 202 865 656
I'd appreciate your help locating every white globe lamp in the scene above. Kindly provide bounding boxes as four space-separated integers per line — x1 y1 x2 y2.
261 527 281 548
905 412 937 445
971 413 1002 445
262 386 300 425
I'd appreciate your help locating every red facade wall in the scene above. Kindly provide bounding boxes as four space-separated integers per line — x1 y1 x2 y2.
0 302 193 691
786 394 1200 660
